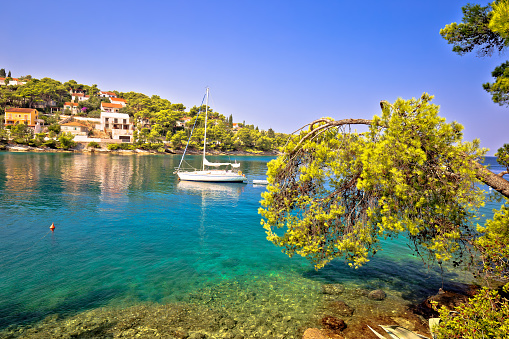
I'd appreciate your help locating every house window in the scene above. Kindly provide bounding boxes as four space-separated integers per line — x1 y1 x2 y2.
114 118 118 123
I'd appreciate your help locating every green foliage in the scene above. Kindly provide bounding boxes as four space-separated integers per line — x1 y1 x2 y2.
42 139 57 148
483 61 509 106
432 287 509 339
107 143 137 151
78 96 109 116
10 123 33 143
171 130 187 149
0 69 5 77
489 0 509 41
476 203 509 281
440 3 505 56
107 143 121 150
32 133 46 147
87 141 100 149
48 124 61 134
260 94 486 269
495 143 509 172
58 132 76 150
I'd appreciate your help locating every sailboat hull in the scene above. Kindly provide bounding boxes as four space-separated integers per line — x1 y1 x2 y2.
178 170 247 183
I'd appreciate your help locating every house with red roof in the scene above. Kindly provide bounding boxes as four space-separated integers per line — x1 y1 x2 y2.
110 97 127 107
4 108 44 133
99 91 117 98
64 102 80 114
176 116 193 128
71 93 90 102
101 102 123 113
0 78 28 86
61 121 89 136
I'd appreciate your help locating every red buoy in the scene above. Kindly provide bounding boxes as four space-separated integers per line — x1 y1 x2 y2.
50 223 55 232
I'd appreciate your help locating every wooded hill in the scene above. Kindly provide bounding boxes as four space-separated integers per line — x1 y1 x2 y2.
0 72 288 152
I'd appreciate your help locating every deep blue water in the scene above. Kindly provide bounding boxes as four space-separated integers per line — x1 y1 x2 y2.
0 153 504 333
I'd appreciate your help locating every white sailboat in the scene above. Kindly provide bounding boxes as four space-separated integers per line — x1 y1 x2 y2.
175 88 247 183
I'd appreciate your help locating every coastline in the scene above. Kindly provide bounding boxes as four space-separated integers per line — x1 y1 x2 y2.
0 143 282 157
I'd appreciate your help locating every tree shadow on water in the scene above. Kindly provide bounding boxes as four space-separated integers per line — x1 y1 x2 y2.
302 255 475 304
0 287 124 331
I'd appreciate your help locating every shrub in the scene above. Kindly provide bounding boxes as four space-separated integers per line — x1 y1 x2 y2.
88 141 100 149
58 132 76 150
432 286 509 338
42 139 57 148
107 143 120 150
13 138 27 145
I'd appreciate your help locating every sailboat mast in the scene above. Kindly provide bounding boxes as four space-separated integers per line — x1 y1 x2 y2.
202 87 209 171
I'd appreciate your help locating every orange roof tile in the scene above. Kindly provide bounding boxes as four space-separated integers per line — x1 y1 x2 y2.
5 108 37 113
62 122 89 128
101 103 123 108
110 97 127 102
65 102 79 107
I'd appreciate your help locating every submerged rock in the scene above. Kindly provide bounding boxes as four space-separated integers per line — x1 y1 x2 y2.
322 284 345 295
303 328 328 339
349 287 369 298
321 316 346 331
327 301 354 317
368 289 386 301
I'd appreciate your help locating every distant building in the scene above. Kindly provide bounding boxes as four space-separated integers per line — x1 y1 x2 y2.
64 102 80 114
4 108 44 132
71 93 90 102
4 108 39 126
61 121 89 136
98 112 133 142
110 97 127 107
101 102 123 113
176 116 193 128
0 77 28 86
98 91 117 98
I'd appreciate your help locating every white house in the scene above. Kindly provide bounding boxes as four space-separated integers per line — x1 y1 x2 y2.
71 93 90 102
101 102 123 113
61 122 89 136
175 116 192 128
64 102 80 114
0 77 28 86
99 112 133 142
110 97 127 107
98 91 117 98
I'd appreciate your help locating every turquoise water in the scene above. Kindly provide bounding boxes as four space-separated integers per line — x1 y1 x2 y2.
0 153 502 337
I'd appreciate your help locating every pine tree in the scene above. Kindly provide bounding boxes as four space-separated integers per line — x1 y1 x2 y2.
0 69 5 77
7 70 11 77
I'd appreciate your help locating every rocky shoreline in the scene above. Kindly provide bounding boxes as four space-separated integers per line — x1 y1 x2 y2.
0 143 282 157
0 280 477 339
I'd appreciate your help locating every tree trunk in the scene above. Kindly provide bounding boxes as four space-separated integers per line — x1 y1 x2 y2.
472 160 509 199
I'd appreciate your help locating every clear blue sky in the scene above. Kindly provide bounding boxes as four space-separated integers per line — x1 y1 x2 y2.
2 0 507 154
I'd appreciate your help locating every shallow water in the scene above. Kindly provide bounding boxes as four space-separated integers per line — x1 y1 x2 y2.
0 153 502 338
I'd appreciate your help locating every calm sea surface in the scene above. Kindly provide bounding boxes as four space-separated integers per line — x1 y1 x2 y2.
0 153 503 337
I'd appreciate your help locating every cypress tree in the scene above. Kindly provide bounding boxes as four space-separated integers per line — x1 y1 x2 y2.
0 69 5 77
7 70 11 77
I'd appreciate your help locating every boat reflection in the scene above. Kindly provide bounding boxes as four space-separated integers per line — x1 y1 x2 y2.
177 180 245 197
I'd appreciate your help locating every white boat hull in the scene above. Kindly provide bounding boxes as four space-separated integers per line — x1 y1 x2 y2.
178 170 247 183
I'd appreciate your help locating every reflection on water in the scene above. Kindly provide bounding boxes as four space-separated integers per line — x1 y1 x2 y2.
177 180 246 197
0 153 503 338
